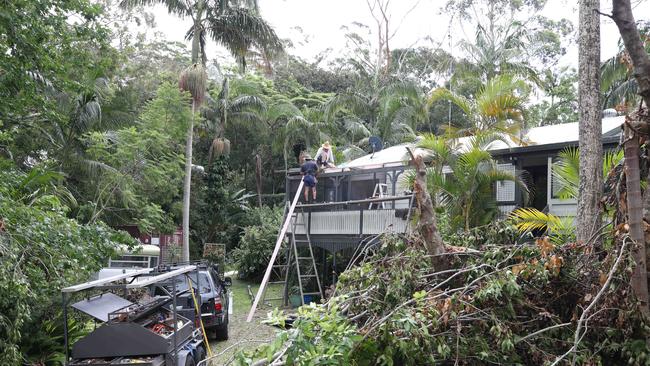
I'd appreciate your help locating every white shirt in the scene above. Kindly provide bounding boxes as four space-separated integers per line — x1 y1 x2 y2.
315 147 335 165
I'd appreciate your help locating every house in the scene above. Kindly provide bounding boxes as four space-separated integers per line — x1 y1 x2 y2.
250 117 625 316
284 116 624 242
114 225 183 264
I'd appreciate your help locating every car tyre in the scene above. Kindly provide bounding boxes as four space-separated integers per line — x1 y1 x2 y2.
184 355 196 366
214 323 229 341
195 345 206 363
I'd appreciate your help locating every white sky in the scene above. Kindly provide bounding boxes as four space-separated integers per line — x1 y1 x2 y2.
147 0 650 69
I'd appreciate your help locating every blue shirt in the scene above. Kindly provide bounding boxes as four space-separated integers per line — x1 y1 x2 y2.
300 160 318 176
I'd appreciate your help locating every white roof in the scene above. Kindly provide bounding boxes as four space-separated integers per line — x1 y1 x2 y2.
338 116 624 169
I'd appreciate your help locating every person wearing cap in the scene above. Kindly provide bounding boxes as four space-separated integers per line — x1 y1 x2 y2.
315 141 336 168
300 154 319 202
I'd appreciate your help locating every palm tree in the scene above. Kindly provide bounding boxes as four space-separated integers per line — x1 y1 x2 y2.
179 64 207 262
415 134 528 232
323 80 420 148
120 0 283 67
599 38 650 109
552 147 623 200
201 77 266 165
428 73 529 143
265 101 317 171
455 23 539 83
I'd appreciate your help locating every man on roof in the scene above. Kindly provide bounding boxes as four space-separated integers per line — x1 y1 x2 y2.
300 154 318 202
315 141 336 168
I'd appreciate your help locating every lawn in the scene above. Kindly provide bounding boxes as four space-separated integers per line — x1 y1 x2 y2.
205 276 287 365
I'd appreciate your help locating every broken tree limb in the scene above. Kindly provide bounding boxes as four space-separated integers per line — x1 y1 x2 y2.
405 147 444 256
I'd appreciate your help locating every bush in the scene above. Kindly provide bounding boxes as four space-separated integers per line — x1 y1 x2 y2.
439 212 526 248
232 206 283 279
239 234 650 365
0 163 136 364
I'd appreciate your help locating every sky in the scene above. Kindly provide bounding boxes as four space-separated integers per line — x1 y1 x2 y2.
147 0 650 69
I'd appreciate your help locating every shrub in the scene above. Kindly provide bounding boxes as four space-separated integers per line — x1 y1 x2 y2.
0 164 136 364
232 206 283 279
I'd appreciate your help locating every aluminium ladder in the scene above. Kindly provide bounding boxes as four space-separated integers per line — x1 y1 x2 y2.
247 181 322 322
261 208 322 307
369 183 388 209
287 208 323 306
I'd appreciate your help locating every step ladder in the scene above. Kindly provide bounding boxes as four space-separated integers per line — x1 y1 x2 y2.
369 183 388 209
247 180 323 322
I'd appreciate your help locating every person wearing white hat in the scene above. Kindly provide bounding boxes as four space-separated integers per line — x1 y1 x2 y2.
300 154 318 202
315 141 336 168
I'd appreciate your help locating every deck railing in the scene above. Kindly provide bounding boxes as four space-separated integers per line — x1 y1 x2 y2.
289 195 414 236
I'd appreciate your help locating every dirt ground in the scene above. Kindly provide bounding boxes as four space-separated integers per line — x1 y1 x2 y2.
204 277 286 365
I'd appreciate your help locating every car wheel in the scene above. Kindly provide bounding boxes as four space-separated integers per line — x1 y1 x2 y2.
184 355 196 366
195 345 206 363
214 323 229 341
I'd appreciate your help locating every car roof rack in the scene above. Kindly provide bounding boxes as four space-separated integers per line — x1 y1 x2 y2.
61 265 197 293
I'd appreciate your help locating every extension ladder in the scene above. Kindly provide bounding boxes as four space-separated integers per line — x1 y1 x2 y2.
247 181 323 321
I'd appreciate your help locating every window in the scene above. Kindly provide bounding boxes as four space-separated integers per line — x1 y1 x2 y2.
496 164 516 202
109 255 152 269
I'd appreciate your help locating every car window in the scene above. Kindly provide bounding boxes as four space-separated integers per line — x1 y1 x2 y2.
168 272 212 294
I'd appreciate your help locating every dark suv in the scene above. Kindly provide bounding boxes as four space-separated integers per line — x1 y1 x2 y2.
156 264 232 340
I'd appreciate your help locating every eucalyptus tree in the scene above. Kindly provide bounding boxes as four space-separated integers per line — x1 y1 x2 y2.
576 0 602 247
119 0 282 67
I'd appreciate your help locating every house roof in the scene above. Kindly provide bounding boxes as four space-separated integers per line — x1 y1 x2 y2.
338 116 625 169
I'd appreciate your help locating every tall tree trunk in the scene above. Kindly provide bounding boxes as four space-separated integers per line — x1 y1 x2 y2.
611 0 650 312
576 0 603 245
406 148 444 256
612 0 650 108
624 121 650 314
191 1 205 65
255 153 263 208
182 101 195 263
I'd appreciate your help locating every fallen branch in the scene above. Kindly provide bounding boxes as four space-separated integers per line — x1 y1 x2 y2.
550 235 630 366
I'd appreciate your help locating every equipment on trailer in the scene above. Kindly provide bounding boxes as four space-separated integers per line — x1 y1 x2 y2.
61 265 208 366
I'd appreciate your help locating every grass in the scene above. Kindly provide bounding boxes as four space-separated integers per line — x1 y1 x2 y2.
206 275 287 365
230 276 285 314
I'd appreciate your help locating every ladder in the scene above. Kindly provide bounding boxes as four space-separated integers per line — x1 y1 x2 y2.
369 183 388 209
288 208 323 306
247 180 322 322
260 209 323 307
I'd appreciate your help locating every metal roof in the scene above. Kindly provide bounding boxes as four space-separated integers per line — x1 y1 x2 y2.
338 116 624 169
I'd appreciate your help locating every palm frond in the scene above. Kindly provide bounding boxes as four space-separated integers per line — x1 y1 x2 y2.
323 93 370 123
427 88 473 118
205 8 283 71
508 207 574 243
119 0 192 17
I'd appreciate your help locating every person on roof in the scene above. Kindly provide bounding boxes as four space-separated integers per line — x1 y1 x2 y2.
315 141 336 168
300 154 318 202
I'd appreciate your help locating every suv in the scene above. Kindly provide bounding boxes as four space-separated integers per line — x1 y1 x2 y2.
155 264 232 340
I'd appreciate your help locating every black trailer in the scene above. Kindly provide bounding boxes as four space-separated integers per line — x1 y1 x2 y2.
61 265 209 366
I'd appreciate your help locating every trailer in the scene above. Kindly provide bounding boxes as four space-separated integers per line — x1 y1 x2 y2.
61 265 209 366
